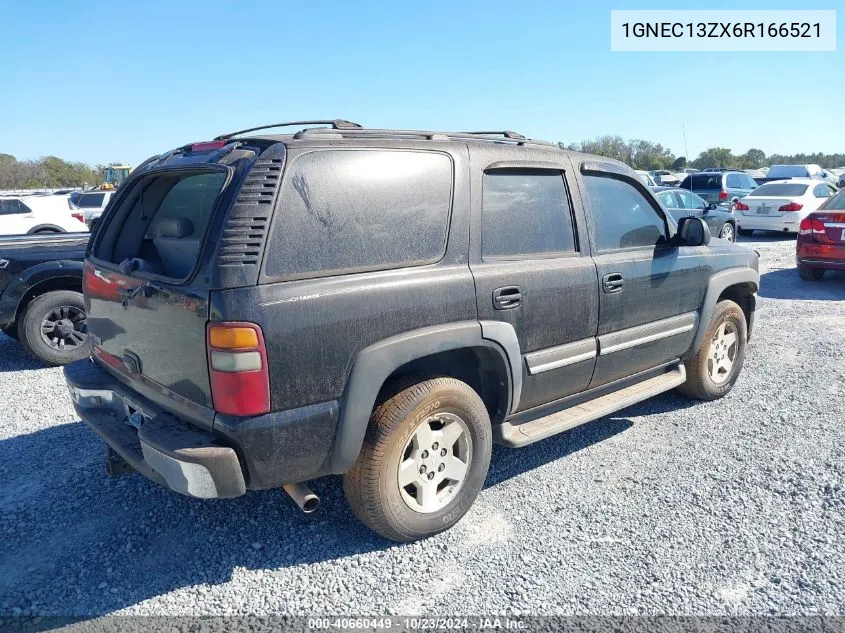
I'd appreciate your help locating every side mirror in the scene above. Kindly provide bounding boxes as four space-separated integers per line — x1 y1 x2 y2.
677 216 710 247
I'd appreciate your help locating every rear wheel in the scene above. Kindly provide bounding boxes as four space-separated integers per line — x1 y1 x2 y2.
737 227 754 237
719 223 736 242
678 299 747 401
344 377 492 542
798 265 825 281
19 290 91 366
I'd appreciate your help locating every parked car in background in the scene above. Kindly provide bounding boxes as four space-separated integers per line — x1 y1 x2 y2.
795 190 845 281
756 164 827 185
63 122 759 542
649 170 680 186
0 195 89 236
745 169 769 186
636 170 657 187
838 174 845 189
735 179 837 236
679 171 758 208
70 190 114 230
0 232 91 364
653 186 737 242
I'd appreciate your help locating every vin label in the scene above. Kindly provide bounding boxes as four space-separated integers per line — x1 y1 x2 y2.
610 10 836 51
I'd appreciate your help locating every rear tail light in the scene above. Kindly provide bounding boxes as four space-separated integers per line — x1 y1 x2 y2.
83 261 123 301
207 323 270 416
778 202 803 212
72 212 84 223
798 218 825 235
719 190 728 200
735 201 749 211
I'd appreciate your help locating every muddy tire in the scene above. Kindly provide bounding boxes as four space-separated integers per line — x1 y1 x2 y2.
678 299 747 401
344 377 492 542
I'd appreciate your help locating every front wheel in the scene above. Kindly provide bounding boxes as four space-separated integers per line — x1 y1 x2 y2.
719 223 736 242
344 377 492 542
19 290 91 366
678 299 747 401
798 265 825 281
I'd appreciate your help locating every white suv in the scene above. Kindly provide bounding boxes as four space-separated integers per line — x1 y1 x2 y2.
0 195 89 236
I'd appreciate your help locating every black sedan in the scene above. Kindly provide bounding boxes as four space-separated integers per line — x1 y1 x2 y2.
652 186 737 242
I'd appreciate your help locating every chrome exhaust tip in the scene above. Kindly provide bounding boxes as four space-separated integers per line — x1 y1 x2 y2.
282 482 320 513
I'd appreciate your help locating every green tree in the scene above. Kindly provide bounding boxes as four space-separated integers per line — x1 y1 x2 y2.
671 156 688 171
691 148 738 170
740 149 766 169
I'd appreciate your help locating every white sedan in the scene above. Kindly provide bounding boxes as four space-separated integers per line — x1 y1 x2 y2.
735 179 838 236
0 195 89 236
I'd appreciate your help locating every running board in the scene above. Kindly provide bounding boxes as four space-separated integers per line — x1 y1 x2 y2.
495 364 686 447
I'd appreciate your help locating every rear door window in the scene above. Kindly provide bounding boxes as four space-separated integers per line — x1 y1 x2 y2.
677 190 706 210
655 190 679 209
726 174 742 188
0 199 28 215
481 170 576 259
263 150 453 279
95 170 228 280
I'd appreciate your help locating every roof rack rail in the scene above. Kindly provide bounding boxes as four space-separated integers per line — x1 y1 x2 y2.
460 130 526 140
214 119 362 140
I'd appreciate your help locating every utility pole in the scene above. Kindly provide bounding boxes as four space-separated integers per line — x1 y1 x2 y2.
682 124 689 164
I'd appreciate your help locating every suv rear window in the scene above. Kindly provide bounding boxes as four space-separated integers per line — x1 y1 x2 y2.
76 193 106 208
685 174 723 189
94 170 227 280
263 150 452 279
750 183 809 197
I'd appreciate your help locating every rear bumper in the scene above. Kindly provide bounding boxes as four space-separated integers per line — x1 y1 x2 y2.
797 242 845 269
64 359 246 499
737 214 801 232
796 257 845 270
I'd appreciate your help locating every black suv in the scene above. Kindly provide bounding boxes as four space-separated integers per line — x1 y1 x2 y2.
64 121 760 542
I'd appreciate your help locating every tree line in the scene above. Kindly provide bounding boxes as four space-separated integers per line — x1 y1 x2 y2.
3 140 843 189
559 136 845 172
0 154 105 190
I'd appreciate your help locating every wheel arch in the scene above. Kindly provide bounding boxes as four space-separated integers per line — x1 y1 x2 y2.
26 224 66 234
6 262 84 326
328 320 521 474
688 268 759 355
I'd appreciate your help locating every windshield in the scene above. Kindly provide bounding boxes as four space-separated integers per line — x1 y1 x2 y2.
749 183 809 197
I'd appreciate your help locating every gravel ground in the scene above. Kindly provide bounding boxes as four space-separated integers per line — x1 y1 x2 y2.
0 235 843 619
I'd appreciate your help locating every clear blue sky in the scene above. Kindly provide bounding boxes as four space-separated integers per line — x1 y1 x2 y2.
1 0 842 166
